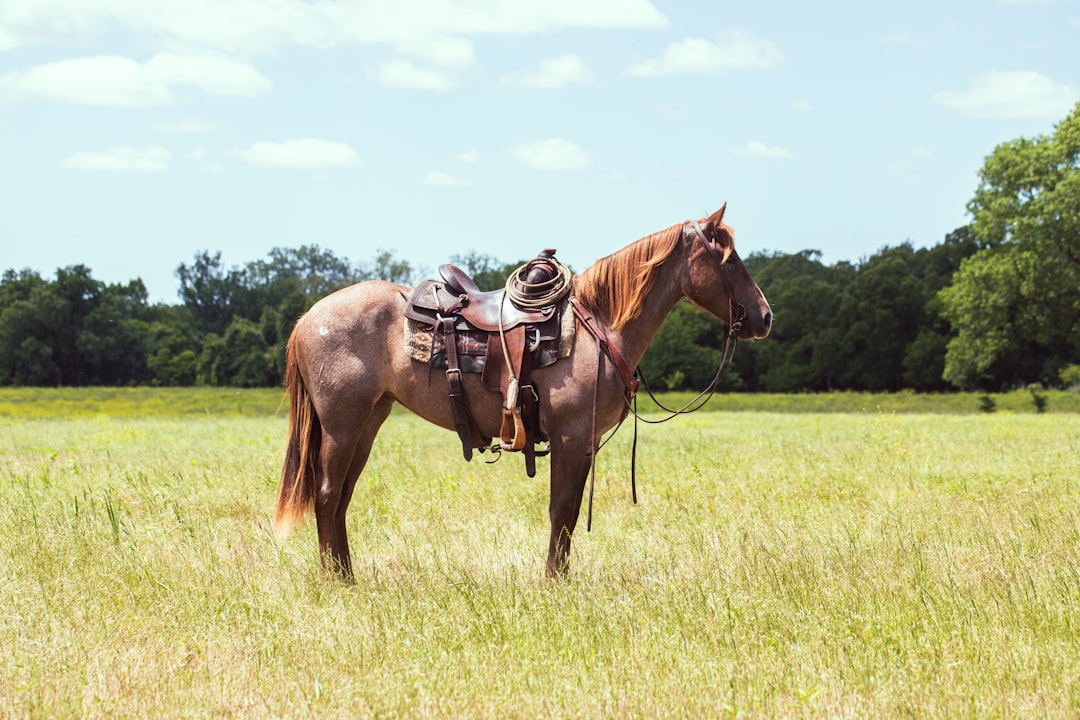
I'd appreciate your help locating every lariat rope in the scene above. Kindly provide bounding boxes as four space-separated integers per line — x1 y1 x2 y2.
504 252 574 309
498 251 574 418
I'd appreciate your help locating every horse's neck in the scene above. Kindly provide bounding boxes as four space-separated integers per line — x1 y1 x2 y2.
609 245 687 369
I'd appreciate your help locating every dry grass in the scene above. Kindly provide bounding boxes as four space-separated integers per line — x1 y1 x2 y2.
2 405 1079 717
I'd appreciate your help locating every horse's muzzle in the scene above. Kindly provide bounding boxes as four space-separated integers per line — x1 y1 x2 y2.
738 307 771 340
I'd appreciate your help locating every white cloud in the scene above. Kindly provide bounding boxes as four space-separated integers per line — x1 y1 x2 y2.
503 54 594 88
627 29 782 77
456 149 482 164
0 53 271 107
423 171 472 187
394 36 476 71
731 141 794 159
152 116 220 133
790 99 812 112
1 56 170 106
0 2 106 50
510 138 590 171
145 53 272 95
62 146 172 172
2 1 662 94
235 138 363 170
932 70 1078 119
368 59 455 91
0 0 667 55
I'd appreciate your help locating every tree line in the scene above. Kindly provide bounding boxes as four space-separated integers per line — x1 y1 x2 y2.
3 103 1079 392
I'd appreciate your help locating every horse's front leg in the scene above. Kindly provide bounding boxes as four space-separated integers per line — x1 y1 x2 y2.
546 438 594 578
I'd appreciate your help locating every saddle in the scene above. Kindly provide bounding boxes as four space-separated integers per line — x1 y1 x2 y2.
403 250 572 477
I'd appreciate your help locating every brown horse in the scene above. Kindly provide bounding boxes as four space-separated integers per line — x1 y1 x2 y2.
274 204 771 578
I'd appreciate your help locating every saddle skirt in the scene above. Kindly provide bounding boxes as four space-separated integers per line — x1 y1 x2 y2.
403 278 576 376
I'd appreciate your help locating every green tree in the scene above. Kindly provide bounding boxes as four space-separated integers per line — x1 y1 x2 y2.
244 245 358 300
210 317 276 387
834 245 927 391
0 265 152 386
363 249 414 285
176 251 243 336
143 305 203 386
76 280 152 385
901 226 983 390
740 250 856 392
940 102 1080 388
640 301 742 391
447 251 524 291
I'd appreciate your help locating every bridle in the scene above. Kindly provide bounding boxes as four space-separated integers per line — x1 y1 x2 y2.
575 218 752 529
630 220 747 423
688 219 748 338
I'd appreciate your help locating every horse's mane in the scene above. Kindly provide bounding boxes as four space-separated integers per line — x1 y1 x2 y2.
574 223 684 331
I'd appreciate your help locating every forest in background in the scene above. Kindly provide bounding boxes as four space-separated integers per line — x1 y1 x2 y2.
2 103 1079 393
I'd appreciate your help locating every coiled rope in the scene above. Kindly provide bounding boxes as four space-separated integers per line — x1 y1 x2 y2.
497 250 573 420
504 250 573 309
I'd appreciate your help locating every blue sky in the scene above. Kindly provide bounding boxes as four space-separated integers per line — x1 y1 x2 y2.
2 0 1078 303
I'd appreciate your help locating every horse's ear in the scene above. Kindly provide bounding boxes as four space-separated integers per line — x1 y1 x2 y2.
702 202 733 262
707 202 727 226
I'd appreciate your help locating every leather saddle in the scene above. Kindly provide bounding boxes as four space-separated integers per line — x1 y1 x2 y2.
402 251 571 477
437 264 556 331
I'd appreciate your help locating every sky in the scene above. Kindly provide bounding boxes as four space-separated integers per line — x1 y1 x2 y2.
1 0 1079 304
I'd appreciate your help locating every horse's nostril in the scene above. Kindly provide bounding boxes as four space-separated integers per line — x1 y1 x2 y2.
763 312 773 330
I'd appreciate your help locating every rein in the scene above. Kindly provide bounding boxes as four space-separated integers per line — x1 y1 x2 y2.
574 220 748 531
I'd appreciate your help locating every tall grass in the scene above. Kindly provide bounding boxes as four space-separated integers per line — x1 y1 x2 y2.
2 386 1078 418
1 400 1079 716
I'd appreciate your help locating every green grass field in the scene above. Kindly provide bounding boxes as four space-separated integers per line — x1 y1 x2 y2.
2 389 1079 717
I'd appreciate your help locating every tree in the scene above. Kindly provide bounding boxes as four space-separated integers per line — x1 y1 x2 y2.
940 102 1080 388
212 317 276 387
363 249 414 285
640 300 742 391
740 250 856 392
144 305 203 386
0 266 151 386
176 251 244 336
902 226 984 390
448 251 523 291
76 280 151 385
0 270 52 385
834 244 928 391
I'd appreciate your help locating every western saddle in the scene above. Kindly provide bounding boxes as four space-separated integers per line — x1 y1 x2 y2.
403 250 572 477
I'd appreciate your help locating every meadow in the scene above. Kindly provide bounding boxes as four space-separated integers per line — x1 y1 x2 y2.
2 388 1079 717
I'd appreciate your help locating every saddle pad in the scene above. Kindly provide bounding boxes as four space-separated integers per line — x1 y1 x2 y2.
403 298 576 372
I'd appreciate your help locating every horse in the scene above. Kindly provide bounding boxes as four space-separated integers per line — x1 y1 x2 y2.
274 204 772 579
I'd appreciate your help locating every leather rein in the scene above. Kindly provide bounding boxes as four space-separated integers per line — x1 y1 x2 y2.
635 220 746 423
572 220 748 531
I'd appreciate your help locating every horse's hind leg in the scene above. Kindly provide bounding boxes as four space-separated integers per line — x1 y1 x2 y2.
316 395 394 580
546 438 594 578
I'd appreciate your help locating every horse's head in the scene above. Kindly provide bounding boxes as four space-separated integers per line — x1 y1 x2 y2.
682 203 772 340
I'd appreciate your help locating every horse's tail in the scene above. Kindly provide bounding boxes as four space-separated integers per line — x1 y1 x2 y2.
274 323 320 539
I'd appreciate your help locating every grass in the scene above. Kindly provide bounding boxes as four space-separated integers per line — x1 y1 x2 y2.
2 385 1078 418
1 391 1079 716
0 387 290 418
